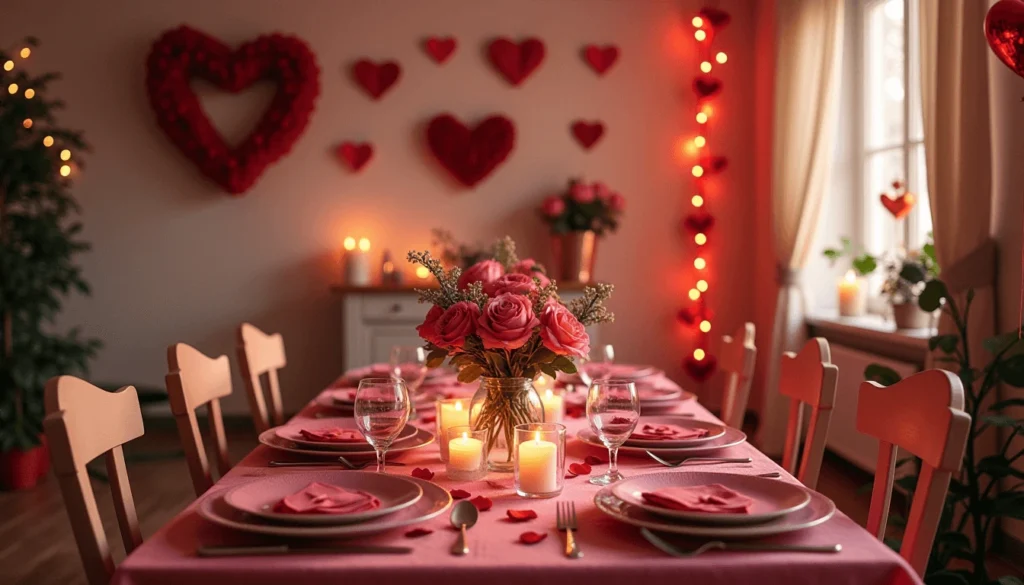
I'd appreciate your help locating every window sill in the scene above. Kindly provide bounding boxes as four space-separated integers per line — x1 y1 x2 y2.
805 310 933 365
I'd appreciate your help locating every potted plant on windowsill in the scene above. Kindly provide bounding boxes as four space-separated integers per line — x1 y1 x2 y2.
0 38 101 490
538 179 624 283
881 240 939 330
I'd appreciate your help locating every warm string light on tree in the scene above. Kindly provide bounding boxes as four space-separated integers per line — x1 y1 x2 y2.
677 6 730 383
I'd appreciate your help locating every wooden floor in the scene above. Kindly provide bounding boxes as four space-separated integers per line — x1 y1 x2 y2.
0 429 1017 585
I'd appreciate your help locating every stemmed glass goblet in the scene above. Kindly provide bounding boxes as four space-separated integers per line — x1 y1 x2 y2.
390 345 428 417
586 379 639 485
353 378 411 473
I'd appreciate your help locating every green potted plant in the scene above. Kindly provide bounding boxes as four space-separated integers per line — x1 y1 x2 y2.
0 38 100 490
539 178 624 283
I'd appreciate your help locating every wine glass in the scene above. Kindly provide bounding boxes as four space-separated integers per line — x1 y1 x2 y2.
601 344 616 366
354 378 411 473
390 345 428 417
586 379 639 485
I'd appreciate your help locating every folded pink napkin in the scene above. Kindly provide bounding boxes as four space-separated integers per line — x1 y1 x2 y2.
298 428 365 443
641 484 754 514
328 389 357 404
630 423 708 441
274 482 381 515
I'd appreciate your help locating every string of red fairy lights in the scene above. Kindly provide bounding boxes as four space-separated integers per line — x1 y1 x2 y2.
677 6 730 383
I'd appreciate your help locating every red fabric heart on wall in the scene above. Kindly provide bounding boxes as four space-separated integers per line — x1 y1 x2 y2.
145 26 320 196
699 7 732 29
677 304 714 326
424 37 457 64
986 0 1024 78
571 120 605 150
583 45 619 75
683 355 717 382
336 142 373 172
700 155 729 174
426 113 516 188
488 38 545 86
353 59 400 100
880 193 916 219
693 76 723 99
683 212 715 234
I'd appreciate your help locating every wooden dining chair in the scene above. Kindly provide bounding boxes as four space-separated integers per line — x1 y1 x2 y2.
779 337 838 490
236 322 287 433
43 376 144 585
719 322 756 429
857 370 970 577
165 342 233 497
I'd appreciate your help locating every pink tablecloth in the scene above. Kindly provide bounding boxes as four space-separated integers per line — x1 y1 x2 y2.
113 374 921 585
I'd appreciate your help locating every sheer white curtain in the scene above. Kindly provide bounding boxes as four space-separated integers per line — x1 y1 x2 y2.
756 0 844 455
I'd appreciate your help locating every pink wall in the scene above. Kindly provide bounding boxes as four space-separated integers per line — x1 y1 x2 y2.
2 0 758 414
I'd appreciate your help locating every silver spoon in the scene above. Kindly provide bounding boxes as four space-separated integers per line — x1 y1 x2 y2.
449 500 479 556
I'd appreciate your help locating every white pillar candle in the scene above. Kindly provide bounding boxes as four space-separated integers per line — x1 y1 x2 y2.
540 389 564 424
343 237 372 286
448 433 483 471
438 400 470 461
517 433 558 494
838 270 866 317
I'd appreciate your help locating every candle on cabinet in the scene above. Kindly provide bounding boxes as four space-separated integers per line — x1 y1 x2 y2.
448 432 484 471
437 399 471 461
540 388 563 424
837 270 866 317
343 237 372 286
517 432 558 494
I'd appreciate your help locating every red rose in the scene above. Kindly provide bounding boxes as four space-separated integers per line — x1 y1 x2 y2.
416 305 444 345
570 183 595 203
608 192 625 212
434 301 482 349
484 273 537 297
511 259 551 287
477 293 541 350
541 196 566 218
458 259 504 290
539 304 590 359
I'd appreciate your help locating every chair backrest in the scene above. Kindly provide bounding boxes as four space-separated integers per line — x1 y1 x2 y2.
43 376 144 585
857 370 970 577
165 342 233 496
719 322 757 429
779 337 838 490
236 323 287 433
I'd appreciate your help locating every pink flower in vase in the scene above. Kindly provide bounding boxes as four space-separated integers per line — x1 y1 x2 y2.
608 192 626 212
593 182 610 201
539 303 590 359
570 183 595 204
416 305 444 346
457 259 504 290
511 258 551 287
477 293 541 350
484 273 537 297
434 301 482 349
541 196 566 218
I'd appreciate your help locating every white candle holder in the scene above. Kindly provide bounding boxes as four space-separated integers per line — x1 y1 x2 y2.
514 422 566 498
445 426 488 481
436 398 472 462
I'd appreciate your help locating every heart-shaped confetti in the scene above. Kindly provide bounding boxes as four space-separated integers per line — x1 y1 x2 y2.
470 495 493 511
568 462 592 476
405 527 433 538
450 489 471 500
412 468 435 480
506 509 538 522
519 531 548 545
584 455 606 466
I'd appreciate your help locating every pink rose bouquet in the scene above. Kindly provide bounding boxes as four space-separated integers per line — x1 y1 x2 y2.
540 178 624 237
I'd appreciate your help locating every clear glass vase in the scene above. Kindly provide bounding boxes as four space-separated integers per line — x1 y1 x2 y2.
470 377 544 472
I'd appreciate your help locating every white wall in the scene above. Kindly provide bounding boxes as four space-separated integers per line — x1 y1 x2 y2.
2 0 758 414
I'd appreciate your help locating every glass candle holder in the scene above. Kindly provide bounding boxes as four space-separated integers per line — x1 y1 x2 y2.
445 426 488 481
538 387 565 424
436 398 471 462
514 422 566 498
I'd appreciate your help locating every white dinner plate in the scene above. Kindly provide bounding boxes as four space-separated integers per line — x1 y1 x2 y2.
577 425 747 456
622 417 726 448
223 471 423 526
200 476 451 538
610 471 811 525
259 426 435 459
274 419 417 450
594 483 835 539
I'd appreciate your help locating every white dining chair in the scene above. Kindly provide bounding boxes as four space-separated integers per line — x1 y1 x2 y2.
43 376 144 585
857 369 970 577
779 337 838 490
165 342 233 497
236 322 287 433
719 322 756 429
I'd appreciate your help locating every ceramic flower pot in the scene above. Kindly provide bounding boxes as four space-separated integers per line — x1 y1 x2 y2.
551 231 598 283
0 437 50 491
892 302 932 330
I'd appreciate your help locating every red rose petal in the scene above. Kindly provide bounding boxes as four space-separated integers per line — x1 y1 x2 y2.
569 462 592 476
584 455 607 466
506 509 538 522
421 415 437 424
405 527 433 538
450 489 471 500
412 467 435 480
565 473 578 479
470 495 493 511
566 404 585 418
519 531 548 544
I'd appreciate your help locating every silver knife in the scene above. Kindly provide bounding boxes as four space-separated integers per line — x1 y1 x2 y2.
198 544 413 557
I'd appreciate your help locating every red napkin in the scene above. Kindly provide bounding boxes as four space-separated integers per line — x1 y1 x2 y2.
630 423 708 441
641 484 753 514
298 428 365 443
273 482 381 515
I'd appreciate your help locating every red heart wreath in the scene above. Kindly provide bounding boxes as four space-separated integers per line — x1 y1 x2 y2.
571 120 605 150
488 38 545 86
426 113 516 188
145 26 320 195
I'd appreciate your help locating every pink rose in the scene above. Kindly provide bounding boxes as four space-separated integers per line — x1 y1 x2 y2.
476 293 541 350
416 305 444 345
457 259 504 290
484 273 537 297
608 192 625 212
593 182 610 200
511 258 551 287
541 195 566 218
539 304 590 359
434 301 481 349
570 183 595 203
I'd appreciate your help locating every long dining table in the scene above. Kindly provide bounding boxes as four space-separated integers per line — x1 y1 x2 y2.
112 371 922 585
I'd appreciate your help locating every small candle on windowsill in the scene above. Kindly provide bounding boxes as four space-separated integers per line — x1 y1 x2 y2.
838 269 866 317
343 237 372 286
540 388 563 424
448 432 484 471
517 432 558 494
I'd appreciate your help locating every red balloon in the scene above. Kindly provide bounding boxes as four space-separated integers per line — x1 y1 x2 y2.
986 0 1024 79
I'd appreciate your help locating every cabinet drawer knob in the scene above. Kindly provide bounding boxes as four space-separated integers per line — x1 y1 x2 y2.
389 303 402 314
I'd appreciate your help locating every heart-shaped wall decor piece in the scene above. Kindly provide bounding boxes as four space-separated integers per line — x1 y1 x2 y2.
352 59 400 100
699 7 732 29
677 304 714 326
880 193 916 219
426 113 516 188
571 120 605 150
488 38 545 86
424 36 457 64
683 212 715 234
700 155 729 174
684 354 717 382
583 44 619 75
145 26 320 195
693 76 723 99
986 0 1024 79
336 142 373 172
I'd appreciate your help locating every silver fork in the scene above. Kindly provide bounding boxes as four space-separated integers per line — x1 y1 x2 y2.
646 451 752 467
641 529 842 557
268 456 405 470
556 501 584 559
